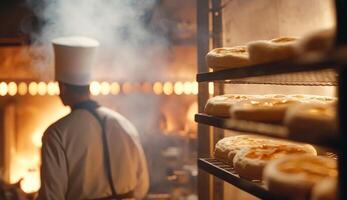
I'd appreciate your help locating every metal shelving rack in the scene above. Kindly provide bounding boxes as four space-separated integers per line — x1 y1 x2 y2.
196 0 347 200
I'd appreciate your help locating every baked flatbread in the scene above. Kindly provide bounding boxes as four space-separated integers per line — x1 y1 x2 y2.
285 102 338 140
204 94 254 117
214 135 271 165
263 155 337 200
206 46 251 71
233 143 317 181
248 37 299 64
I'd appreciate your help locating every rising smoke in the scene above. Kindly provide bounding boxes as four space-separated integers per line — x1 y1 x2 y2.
27 0 169 81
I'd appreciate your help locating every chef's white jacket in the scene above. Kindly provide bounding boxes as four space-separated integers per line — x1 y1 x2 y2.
37 107 149 200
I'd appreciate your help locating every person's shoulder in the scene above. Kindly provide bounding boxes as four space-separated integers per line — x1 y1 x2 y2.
98 107 139 137
43 111 75 138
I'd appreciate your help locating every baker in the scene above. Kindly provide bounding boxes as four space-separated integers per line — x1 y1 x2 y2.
37 36 149 200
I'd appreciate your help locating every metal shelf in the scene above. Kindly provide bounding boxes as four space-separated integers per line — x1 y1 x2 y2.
196 49 347 84
198 158 288 200
195 113 339 149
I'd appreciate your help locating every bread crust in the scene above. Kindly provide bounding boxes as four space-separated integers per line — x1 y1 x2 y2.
204 94 255 117
247 37 299 64
233 144 317 181
206 46 251 71
231 97 300 123
263 155 337 200
284 102 338 140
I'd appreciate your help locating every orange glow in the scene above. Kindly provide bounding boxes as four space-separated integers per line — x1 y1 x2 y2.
153 82 163 95
183 82 193 95
209 82 214 95
11 155 41 193
10 102 70 193
29 82 38 96
100 82 110 95
174 82 184 95
163 82 173 95
122 82 132 94
18 82 28 96
8 82 17 96
47 82 59 96
185 102 198 137
142 82 152 93
38 82 47 96
110 82 120 95
0 82 7 96
90 81 101 96
32 131 43 148
192 82 198 95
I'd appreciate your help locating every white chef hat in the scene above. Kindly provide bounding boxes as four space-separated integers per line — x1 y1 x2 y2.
52 36 100 86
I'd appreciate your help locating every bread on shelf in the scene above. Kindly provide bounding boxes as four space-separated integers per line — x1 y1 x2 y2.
230 97 300 123
285 102 338 139
206 46 251 71
263 155 337 200
247 37 299 64
214 134 271 165
233 143 317 181
204 94 255 117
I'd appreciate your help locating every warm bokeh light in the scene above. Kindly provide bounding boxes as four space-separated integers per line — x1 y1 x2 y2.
90 81 101 96
192 82 198 95
163 82 173 95
153 82 163 95
183 82 193 95
8 82 17 96
47 82 59 95
122 82 132 94
0 82 8 96
174 82 184 95
142 82 152 93
209 82 214 95
100 82 110 95
110 82 120 95
29 82 38 96
18 82 28 96
38 82 47 96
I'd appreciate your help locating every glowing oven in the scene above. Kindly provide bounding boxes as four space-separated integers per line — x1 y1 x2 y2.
0 79 199 195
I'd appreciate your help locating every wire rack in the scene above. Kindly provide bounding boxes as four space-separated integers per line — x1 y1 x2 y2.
222 69 337 86
196 50 346 85
195 114 339 149
198 158 289 200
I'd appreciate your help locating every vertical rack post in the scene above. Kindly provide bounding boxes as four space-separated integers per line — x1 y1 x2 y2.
197 0 211 200
335 1 347 199
211 0 224 199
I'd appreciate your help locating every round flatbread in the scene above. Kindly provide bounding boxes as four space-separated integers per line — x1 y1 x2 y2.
206 46 251 71
204 94 255 117
214 135 272 165
285 102 338 140
233 143 317 181
230 97 300 123
263 155 337 200
247 37 299 64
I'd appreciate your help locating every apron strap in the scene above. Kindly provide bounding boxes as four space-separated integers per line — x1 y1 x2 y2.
73 101 134 199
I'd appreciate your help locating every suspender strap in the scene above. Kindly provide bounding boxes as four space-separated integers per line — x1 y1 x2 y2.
73 101 134 199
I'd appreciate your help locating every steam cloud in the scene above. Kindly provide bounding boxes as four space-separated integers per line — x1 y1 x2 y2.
27 0 169 81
